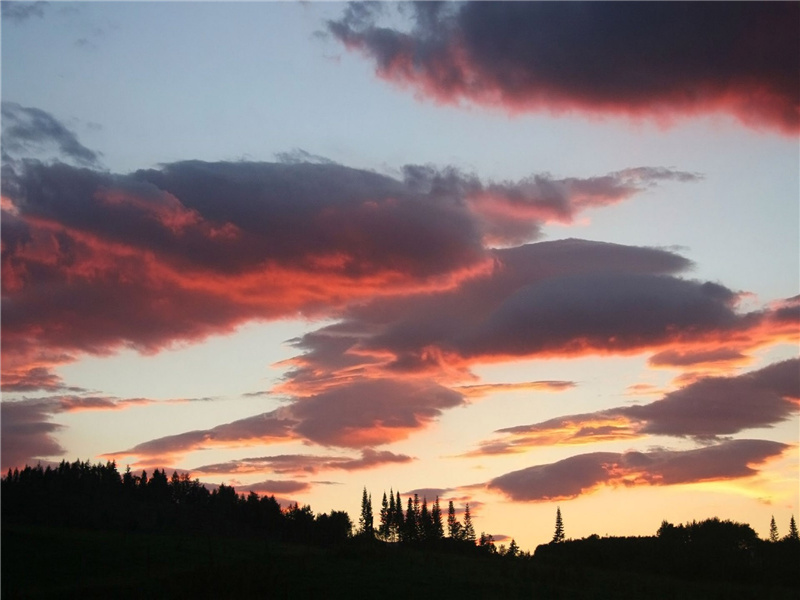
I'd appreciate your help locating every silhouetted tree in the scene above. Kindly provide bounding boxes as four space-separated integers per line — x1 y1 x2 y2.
478 532 497 554
447 500 461 539
507 538 519 557
431 497 444 540
378 491 390 540
358 487 374 536
770 515 779 542
420 496 432 540
393 490 404 541
404 496 418 542
552 506 565 543
462 503 476 543
787 515 799 541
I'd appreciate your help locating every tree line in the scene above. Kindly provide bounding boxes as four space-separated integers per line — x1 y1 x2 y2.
2 460 351 545
3 459 798 584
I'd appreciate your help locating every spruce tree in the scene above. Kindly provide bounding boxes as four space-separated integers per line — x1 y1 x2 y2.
431 496 444 539
462 503 476 542
379 491 390 540
552 506 565 543
788 515 799 541
388 489 397 541
394 491 404 540
420 496 432 541
769 515 779 542
447 500 461 539
507 538 519 557
405 496 418 542
359 487 374 536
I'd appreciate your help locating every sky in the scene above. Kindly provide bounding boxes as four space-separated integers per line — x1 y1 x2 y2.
1 1 798 551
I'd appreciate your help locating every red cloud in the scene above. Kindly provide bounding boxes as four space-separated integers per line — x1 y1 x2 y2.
105 378 463 463
487 439 789 502
330 3 799 134
3 160 693 391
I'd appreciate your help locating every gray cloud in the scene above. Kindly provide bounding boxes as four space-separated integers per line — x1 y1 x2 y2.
330 2 799 134
488 439 789 502
1 102 101 167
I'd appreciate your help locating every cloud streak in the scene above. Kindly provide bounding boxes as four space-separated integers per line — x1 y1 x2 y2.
487 439 790 502
470 358 800 455
329 2 800 134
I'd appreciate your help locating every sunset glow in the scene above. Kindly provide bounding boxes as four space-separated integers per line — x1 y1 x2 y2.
2 1 798 552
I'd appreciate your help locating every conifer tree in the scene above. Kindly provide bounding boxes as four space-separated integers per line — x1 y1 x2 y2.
379 491 390 540
431 496 444 539
462 503 476 542
394 491 404 540
387 488 397 541
769 515 779 542
405 496 418 541
507 538 519 557
420 496 432 540
359 487 374 536
447 500 461 539
552 506 565 543
787 515 799 541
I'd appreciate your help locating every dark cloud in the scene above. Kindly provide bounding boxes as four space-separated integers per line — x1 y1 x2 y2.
1 102 101 166
236 479 311 495
108 378 463 460
193 448 413 476
285 239 792 393
2 156 695 390
1 1 48 22
330 2 799 134
0 394 165 469
476 359 800 453
488 439 789 502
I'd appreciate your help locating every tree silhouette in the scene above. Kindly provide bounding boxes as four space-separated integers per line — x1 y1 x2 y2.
462 503 476 543
507 538 519 557
769 515 779 542
431 497 444 540
358 487 373 536
787 515 799 542
552 506 565 543
447 500 461 539
378 491 390 540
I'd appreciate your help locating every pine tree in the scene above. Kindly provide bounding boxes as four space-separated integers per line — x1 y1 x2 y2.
552 506 565 543
420 496 432 540
405 496 418 541
447 500 461 539
507 538 519 557
431 496 444 539
379 491 390 540
787 515 799 541
394 491 404 541
359 487 374 536
769 515 779 542
387 488 397 541
462 503 476 542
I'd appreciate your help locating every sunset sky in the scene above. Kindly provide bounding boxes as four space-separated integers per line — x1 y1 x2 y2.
2 1 798 551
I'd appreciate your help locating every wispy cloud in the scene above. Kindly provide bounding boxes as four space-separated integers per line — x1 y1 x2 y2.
487 439 790 502
469 359 800 455
1 102 101 167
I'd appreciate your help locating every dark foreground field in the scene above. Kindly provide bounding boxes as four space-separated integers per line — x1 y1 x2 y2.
3 523 798 600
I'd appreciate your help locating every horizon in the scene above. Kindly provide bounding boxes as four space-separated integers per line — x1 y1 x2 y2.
1 1 798 553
